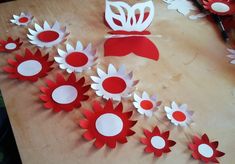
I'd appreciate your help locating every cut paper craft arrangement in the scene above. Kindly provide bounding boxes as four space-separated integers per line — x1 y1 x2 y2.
40 73 90 112
10 12 33 26
79 100 137 149
0 37 23 53
140 126 176 157
227 48 235 64
202 0 235 15
54 41 97 73
27 21 69 48
91 64 138 101
3 49 54 82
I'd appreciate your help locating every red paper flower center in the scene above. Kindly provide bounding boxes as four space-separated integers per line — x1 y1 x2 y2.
19 17 29 23
172 111 186 122
102 77 127 94
65 52 88 67
140 100 153 110
37 30 59 42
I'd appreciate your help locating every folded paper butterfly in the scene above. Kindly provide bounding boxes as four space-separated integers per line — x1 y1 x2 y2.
203 0 235 15
0 37 23 53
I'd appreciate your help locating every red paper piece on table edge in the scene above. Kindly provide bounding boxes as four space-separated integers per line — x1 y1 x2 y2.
0 37 23 53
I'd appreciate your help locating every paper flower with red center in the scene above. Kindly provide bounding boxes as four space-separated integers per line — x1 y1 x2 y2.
164 101 193 126
189 134 225 163
54 41 96 73
227 48 235 64
3 49 53 82
40 73 90 112
0 37 23 53
91 64 138 101
79 100 137 149
140 126 176 157
133 91 161 117
203 0 235 15
10 12 33 26
27 21 69 48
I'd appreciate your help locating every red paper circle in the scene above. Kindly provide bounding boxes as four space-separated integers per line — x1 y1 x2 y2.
19 17 29 23
140 100 153 110
102 77 127 94
172 111 186 122
37 30 59 42
65 52 88 67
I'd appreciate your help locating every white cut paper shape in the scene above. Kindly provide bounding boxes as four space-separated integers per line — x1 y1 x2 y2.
17 60 42 76
227 48 235 64
105 0 154 32
91 64 138 101
151 136 166 149
10 12 33 26
189 13 207 20
54 41 96 73
52 85 78 104
5 43 17 50
198 144 214 158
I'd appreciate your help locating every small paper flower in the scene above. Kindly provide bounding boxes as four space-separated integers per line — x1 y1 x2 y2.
227 48 235 64
79 100 137 149
40 73 90 112
164 101 193 126
54 41 96 73
91 64 138 101
0 37 23 53
10 12 33 26
203 0 235 15
189 134 225 163
133 91 161 117
27 21 69 48
3 49 53 82
140 126 176 157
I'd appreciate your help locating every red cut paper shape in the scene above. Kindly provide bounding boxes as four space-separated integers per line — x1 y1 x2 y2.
3 48 54 82
40 73 90 112
65 52 89 67
203 0 235 15
79 99 137 149
0 37 23 53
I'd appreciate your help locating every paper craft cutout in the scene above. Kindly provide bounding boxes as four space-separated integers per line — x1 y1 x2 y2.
91 64 138 101
189 13 207 20
203 0 235 15
140 126 176 157
54 41 96 73
164 101 193 126
189 134 225 163
0 37 23 53
10 12 33 26
227 48 235 64
79 99 137 149
3 49 53 82
133 91 161 117
40 73 90 112
27 21 69 48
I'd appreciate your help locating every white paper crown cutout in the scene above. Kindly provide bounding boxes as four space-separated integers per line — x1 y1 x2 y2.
105 0 154 32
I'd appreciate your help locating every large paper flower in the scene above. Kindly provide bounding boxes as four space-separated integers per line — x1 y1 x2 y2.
140 126 176 157
227 48 235 64
189 134 225 163
0 37 23 53
3 49 53 82
10 12 33 26
91 64 138 101
27 21 69 48
79 100 137 149
164 101 193 126
40 73 90 112
203 0 235 15
54 41 96 73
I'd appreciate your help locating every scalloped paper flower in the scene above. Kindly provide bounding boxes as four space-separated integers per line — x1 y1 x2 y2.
54 41 96 73
3 49 53 82
164 101 193 126
40 73 90 112
203 0 235 15
91 64 138 101
0 37 23 53
10 12 33 26
227 48 235 64
140 126 176 157
79 100 137 149
27 21 69 48
189 134 225 163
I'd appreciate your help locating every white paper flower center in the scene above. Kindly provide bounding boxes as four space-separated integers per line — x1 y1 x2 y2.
5 43 17 50
198 144 214 158
52 85 78 104
95 113 123 137
150 136 166 149
17 60 42 76
211 2 229 13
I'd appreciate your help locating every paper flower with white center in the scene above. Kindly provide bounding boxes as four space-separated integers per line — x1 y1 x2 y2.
0 37 23 53
10 12 33 26
227 48 235 64
54 41 96 73
164 101 193 126
91 64 139 101
133 91 161 117
203 0 235 15
27 21 69 48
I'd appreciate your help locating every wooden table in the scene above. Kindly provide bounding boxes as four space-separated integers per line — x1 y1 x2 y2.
0 0 234 163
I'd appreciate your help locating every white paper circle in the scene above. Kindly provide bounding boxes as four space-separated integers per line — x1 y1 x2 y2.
198 144 214 158
95 113 123 137
5 43 17 50
211 2 230 13
150 136 166 149
52 85 78 104
17 60 42 76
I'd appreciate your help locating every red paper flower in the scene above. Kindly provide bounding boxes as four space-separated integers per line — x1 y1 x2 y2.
3 49 53 82
203 0 235 15
0 37 23 53
79 100 137 149
140 126 176 157
189 134 225 163
40 73 90 112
